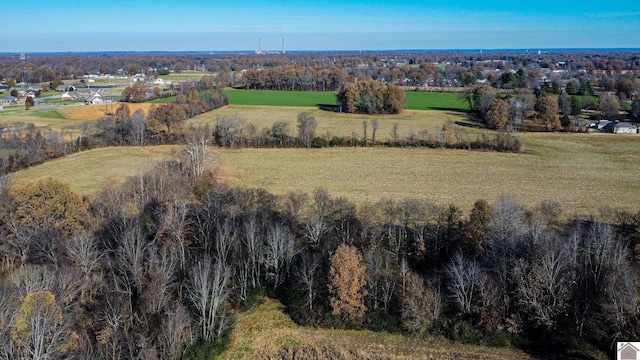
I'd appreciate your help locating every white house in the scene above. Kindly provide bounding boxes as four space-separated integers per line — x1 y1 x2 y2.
601 120 638 134
61 92 77 101
85 93 104 105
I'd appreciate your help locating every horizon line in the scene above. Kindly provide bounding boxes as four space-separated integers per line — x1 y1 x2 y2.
1 47 639 55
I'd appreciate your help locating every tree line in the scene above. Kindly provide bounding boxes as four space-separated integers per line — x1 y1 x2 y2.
463 84 640 132
3 51 638 97
0 142 638 358
211 111 521 152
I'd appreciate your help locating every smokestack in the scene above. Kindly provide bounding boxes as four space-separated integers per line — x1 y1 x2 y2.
256 38 262 54
282 37 285 54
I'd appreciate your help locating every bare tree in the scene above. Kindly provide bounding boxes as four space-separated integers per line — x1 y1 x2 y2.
402 272 441 336
515 232 572 329
362 120 368 146
188 257 229 341
391 122 399 143
214 113 246 147
263 224 296 289
243 213 263 288
130 109 147 146
297 112 317 148
10 265 55 299
160 306 192 360
158 198 192 273
65 233 103 303
303 188 331 247
143 244 176 314
215 217 237 265
371 119 379 146
183 126 215 179
446 252 482 314
295 253 321 312
0 286 20 360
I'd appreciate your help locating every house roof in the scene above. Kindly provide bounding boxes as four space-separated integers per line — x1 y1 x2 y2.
614 122 637 129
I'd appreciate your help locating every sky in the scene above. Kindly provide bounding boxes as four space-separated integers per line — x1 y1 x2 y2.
3 0 640 52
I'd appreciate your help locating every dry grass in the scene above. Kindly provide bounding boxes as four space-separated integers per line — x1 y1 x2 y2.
9 146 179 197
216 132 640 216
193 105 475 141
57 103 156 121
220 297 537 360
9 103 640 216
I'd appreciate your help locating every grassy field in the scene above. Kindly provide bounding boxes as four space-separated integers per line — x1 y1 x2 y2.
215 130 640 216
9 146 178 197
226 89 338 107
7 97 640 216
194 105 475 141
0 105 82 129
225 89 470 111
219 297 537 360
404 91 469 111
11 133 637 216
57 103 156 121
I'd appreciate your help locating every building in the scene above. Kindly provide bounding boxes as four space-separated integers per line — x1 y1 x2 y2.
1 96 18 104
602 121 638 134
61 92 77 101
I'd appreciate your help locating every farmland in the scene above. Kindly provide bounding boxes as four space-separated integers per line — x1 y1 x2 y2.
9 124 640 217
9 146 178 196
214 131 640 216
224 88 469 111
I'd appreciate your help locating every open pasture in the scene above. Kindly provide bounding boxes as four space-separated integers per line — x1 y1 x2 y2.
215 131 640 215
0 105 81 129
224 89 469 111
57 103 156 121
226 89 337 107
8 126 640 216
9 146 178 197
194 105 477 140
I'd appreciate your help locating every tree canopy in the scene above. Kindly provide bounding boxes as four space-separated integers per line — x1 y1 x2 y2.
337 80 405 114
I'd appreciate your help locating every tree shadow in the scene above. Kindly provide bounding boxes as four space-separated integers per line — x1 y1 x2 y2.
318 104 340 112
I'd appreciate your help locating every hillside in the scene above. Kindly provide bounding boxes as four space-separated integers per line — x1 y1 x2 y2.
220 298 538 360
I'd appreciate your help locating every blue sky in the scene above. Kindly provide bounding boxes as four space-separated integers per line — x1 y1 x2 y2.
4 0 639 52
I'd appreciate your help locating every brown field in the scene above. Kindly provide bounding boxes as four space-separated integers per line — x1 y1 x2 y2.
8 103 640 216
220 297 539 360
9 146 179 197
57 103 156 121
194 105 477 141
216 130 640 216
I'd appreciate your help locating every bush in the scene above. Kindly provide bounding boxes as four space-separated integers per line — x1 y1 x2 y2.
183 337 229 360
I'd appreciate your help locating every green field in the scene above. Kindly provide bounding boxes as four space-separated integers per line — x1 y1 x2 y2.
225 89 469 111
404 91 469 111
226 89 338 107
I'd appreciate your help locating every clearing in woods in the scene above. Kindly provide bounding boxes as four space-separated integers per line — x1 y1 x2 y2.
218 297 536 360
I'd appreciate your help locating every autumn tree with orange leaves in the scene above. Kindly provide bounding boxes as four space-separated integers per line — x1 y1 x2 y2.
328 244 368 320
